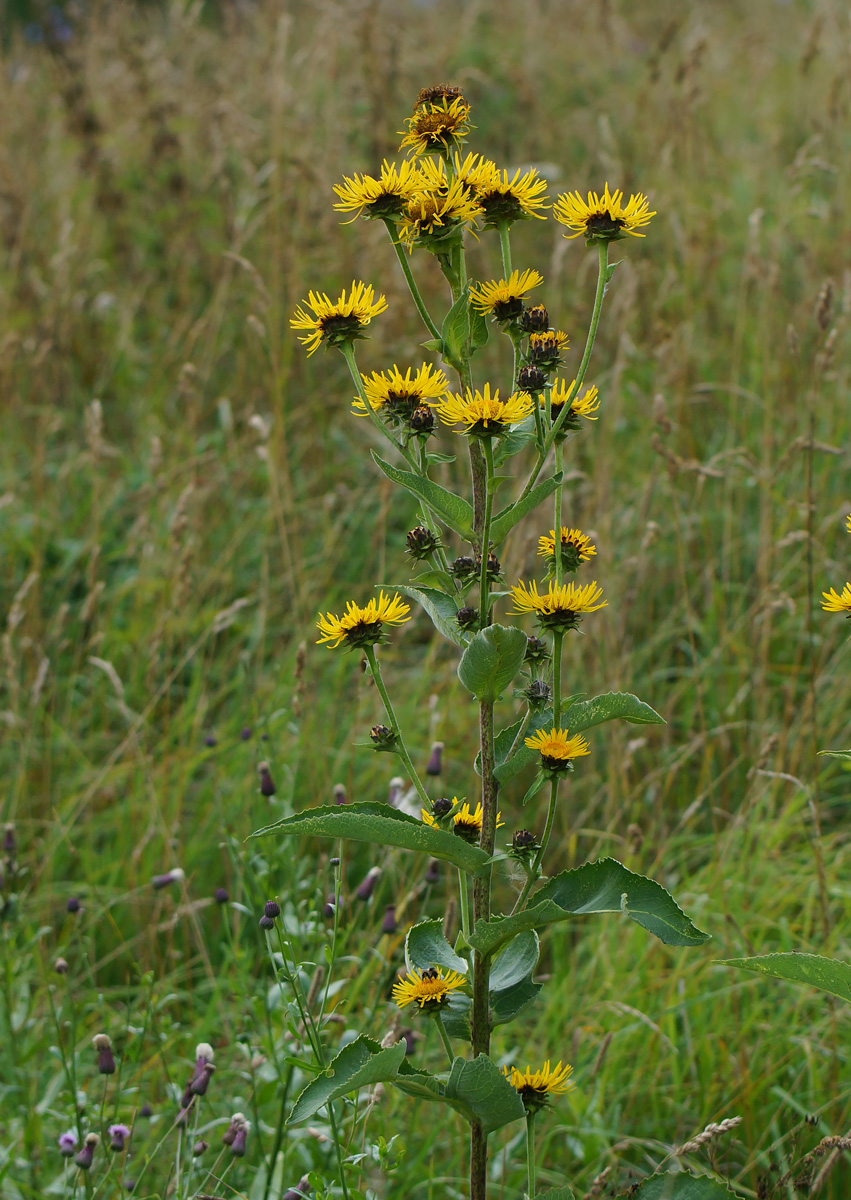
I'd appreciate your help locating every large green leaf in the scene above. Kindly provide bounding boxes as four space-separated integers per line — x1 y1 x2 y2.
490 475 562 546
394 584 466 647
372 452 475 540
444 1054 526 1134
490 976 541 1025
561 691 665 733
288 1036 406 1124
406 919 469 976
469 859 711 957
631 1172 739 1197
251 803 491 876
721 952 851 1003
469 300 489 355
491 709 553 784
458 624 528 703
441 288 472 371
489 930 539 991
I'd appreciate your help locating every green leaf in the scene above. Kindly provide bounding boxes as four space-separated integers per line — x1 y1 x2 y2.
394 584 466 647
630 1172 739 1198
406 919 468 976
425 451 456 465
562 691 665 733
444 1054 526 1134
538 1189 576 1199
440 994 472 1042
391 1062 473 1122
372 452 475 540
721 952 851 1004
490 475 562 546
489 930 539 991
288 1036 406 1124
457 624 528 703
469 301 489 354
468 858 711 957
490 976 541 1025
492 709 552 784
412 569 455 593
603 260 621 295
441 289 471 370
420 338 444 353
251 803 491 876
818 749 851 760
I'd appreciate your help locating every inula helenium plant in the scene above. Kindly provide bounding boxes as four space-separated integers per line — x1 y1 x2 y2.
255 84 714 1200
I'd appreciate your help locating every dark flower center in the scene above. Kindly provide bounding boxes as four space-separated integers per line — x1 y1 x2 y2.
586 211 624 235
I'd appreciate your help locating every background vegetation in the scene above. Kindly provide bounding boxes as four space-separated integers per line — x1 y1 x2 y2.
1 0 850 1196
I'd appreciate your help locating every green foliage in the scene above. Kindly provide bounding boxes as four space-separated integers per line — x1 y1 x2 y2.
490 475 562 545
722 952 851 1003
371 451 475 539
395 583 468 646
406 919 468 975
631 1173 740 1197
288 1036 407 1124
457 624 528 702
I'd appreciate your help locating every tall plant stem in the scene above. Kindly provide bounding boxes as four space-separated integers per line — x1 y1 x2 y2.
497 220 513 278
553 442 564 588
417 441 452 574
478 438 496 625
552 629 564 725
339 343 418 470
434 1013 455 1066
363 646 431 810
458 868 471 941
525 1111 537 1199
382 219 441 340
518 241 610 502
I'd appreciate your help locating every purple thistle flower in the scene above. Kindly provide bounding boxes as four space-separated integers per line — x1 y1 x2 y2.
332 783 346 805
75 1133 100 1170
92 1034 116 1075
258 761 276 796
283 1176 313 1200
381 904 398 934
58 1130 78 1157
355 867 381 901
214 886 229 903
152 868 184 890
109 1124 131 1152
189 1043 216 1096
425 741 444 776
66 897 81 913
240 726 252 741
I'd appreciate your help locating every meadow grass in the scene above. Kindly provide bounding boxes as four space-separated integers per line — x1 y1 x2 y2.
1 0 851 1196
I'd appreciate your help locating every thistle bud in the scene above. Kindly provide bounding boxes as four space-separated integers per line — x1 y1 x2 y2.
524 636 550 663
204 734 217 747
67 897 81 913
425 741 443 776
517 364 547 392
93 1033 116 1075
519 304 550 333
224 1113 250 1157
523 680 552 709
139 1104 153 1118
259 914 275 930
456 605 478 631
381 904 398 934
332 783 347 805
192 1139 208 1156
214 887 229 904
58 1130 78 1157
54 957 69 975
450 555 477 580
264 900 281 920
257 761 276 796
189 1042 216 1096
283 1175 313 1200
370 724 397 750
409 405 435 435
75 1132 100 1170
356 866 382 901
108 1124 131 1152
240 726 252 740
406 525 441 561
323 892 337 919
3 824 15 854
152 868 184 890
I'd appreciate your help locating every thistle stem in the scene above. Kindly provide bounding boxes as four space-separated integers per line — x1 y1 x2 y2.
382 218 441 340
363 645 431 810
339 342 418 470
525 1110 537 1199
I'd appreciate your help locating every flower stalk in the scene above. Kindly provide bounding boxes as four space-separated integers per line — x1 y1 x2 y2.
363 645 431 810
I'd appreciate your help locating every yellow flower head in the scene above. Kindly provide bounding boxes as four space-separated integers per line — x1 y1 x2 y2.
473 162 550 227
421 800 504 843
547 378 600 427
399 95 472 158
538 528 597 575
846 515 851 535
398 176 483 250
553 183 656 242
434 384 534 438
524 727 591 772
822 583 851 616
509 579 607 631
353 363 449 427
503 1060 574 1110
316 591 411 650
333 159 424 222
528 329 569 371
290 282 388 356
392 966 467 1011
470 268 544 322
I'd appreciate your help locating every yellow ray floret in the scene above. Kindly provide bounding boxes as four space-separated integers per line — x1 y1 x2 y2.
392 966 467 1009
316 591 411 649
421 801 504 833
470 268 544 316
434 384 534 435
846 515 851 535
538 528 597 562
473 162 550 222
524 727 591 764
398 96 472 157
547 378 600 419
553 182 655 240
353 363 449 415
332 159 424 221
503 1060 574 1104
509 579 607 618
290 282 388 356
822 583 851 614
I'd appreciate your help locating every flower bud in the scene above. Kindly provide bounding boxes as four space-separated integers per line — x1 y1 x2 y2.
356 866 382 901
93 1033 116 1075
369 724 397 750
450 555 476 580
511 829 539 855
523 680 552 708
283 1175 313 1200
204 734 217 747
425 741 443 776
109 1124 131 1152
519 304 550 333
517 364 547 392
67 897 81 913
485 551 501 579
409 405 435 435
152 868 184 890
139 1104 153 1118
214 887 229 904
58 1130 78 1157
54 957 69 975
240 726 252 740
524 636 550 663
323 892 337 919
456 605 478 631
406 525 441 561
257 761 276 796
75 1132 100 1170
381 904 398 934
3 824 15 855
192 1139 208 1156
223 1113 250 1156
431 796 453 818
333 783 347 805
259 915 275 930
264 900 281 920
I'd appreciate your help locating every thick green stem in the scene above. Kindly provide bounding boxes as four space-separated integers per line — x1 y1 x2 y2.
339 342 418 470
417 441 451 574
382 219 441 340
458 868 471 941
553 442 564 588
363 645 431 810
471 1123 488 1200
434 1012 455 1066
552 629 564 725
525 1111 537 1199
478 438 496 626
497 220 513 278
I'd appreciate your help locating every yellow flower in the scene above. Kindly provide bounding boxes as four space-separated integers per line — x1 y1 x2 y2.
392 966 467 1010
822 583 851 615
353 363 449 426
332 160 423 222
399 95 472 157
470 268 544 322
509 579 607 631
553 182 655 241
538 528 597 574
434 384 534 437
421 801 504 843
316 591 411 650
547 378 600 424
846 515 851 535
473 162 550 227
290 282 388 356
524 727 591 771
398 176 483 249
502 1060 574 1110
